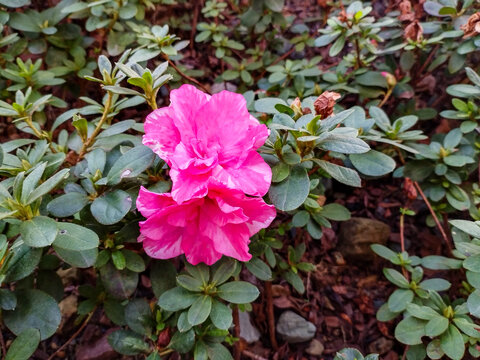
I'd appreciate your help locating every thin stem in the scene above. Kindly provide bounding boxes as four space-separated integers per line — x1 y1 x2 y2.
0 324 6 360
47 308 96 360
162 55 211 94
413 181 453 255
264 281 278 350
78 92 113 160
399 210 410 281
233 306 241 360
25 115 44 139
378 88 393 108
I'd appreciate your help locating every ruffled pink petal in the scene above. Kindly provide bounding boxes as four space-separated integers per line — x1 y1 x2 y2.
216 151 272 197
136 187 176 217
182 233 223 265
143 108 180 162
139 220 184 259
169 85 210 144
169 168 210 204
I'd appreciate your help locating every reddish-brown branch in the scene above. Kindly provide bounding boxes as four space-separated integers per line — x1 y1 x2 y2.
47 309 96 360
233 307 241 360
264 281 278 350
413 181 453 255
163 55 211 94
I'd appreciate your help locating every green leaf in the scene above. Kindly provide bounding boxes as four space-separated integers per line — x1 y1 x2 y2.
269 165 309 211
47 192 90 217
425 316 449 337
151 260 177 298
318 135 369 154
292 210 309 227
158 287 198 311
383 268 410 288
350 150 396 176
5 328 40 360
106 145 155 185
376 302 400 321
320 203 351 221
3 289 61 340
450 220 480 238
187 295 212 326
0 0 30 7
206 343 234 360
100 263 138 300
25 169 69 205
314 159 361 187
91 189 132 225
395 316 427 345
210 258 237 286
123 250 145 273
217 281 259 304
54 247 98 268
371 244 397 261
169 329 195 354
210 300 233 330
20 216 58 248
329 34 346 57
112 250 126 270
245 258 272 281
440 324 464 360
125 299 154 335
265 0 284 12
0 289 16 310
4 245 42 282
108 329 150 356
388 289 414 312
271 162 290 183
52 222 99 251
177 275 203 292
467 290 480 317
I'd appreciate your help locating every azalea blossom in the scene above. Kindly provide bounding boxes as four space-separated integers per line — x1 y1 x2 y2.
136 185 276 265
143 84 271 203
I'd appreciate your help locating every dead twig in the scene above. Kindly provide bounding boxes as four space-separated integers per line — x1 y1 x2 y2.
47 308 96 360
264 281 278 351
163 55 211 94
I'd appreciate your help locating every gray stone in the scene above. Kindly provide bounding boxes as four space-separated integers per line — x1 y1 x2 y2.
306 339 325 356
276 311 316 343
337 217 390 261
239 311 261 343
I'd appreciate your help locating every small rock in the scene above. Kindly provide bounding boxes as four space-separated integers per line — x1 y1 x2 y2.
58 295 78 329
239 311 261 343
306 339 325 356
276 311 316 343
337 217 390 261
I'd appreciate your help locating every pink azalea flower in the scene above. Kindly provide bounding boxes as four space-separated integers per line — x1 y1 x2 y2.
143 84 271 203
136 185 276 265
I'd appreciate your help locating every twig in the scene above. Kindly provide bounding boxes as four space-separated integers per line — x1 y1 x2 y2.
47 309 96 360
258 47 295 80
264 281 278 350
413 181 453 255
190 0 201 51
0 325 6 360
416 44 440 77
233 306 241 360
77 92 113 160
243 349 268 360
162 55 211 94
399 210 410 281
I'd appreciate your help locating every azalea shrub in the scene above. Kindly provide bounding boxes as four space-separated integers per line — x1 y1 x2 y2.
0 0 480 360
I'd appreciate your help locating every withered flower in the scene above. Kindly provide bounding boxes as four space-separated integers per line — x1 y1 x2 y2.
461 13 480 39
398 0 414 22
314 91 341 119
404 20 423 42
